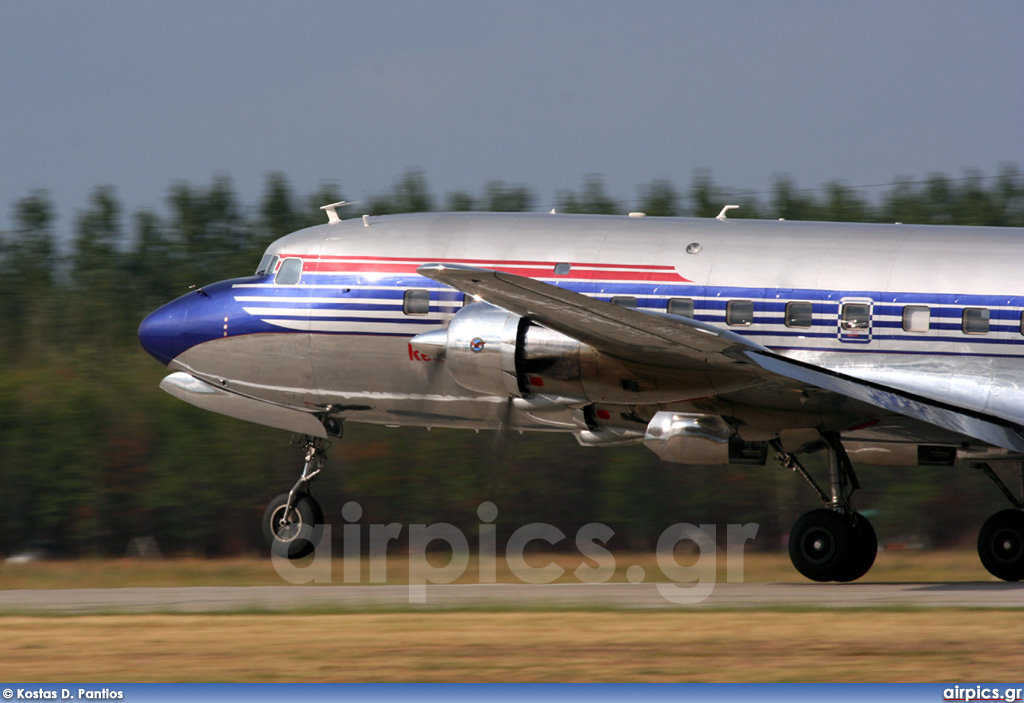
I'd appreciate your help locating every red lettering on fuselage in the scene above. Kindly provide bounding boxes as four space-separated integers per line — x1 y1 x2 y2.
408 343 432 362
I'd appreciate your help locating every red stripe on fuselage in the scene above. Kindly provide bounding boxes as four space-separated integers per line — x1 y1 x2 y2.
276 254 691 283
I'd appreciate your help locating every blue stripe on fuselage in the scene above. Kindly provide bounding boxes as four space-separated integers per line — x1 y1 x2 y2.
140 269 1024 366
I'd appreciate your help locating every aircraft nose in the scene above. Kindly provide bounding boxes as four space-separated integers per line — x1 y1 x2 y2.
138 292 199 366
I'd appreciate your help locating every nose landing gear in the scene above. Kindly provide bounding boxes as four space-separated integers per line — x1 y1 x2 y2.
263 436 328 559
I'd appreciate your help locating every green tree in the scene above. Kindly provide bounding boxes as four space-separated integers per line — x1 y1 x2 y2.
368 170 435 215
688 169 723 218
953 171 997 226
125 210 185 318
770 176 818 221
0 191 57 360
69 186 131 348
166 176 252 285
482 181 534 212
259 172 302 240
557 174 619 214
637 179 679 217
445 191 476 211
994 164 1024 227
820 182 871 223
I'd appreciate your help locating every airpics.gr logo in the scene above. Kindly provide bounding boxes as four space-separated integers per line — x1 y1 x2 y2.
270 501 759 605
943 686 1024 702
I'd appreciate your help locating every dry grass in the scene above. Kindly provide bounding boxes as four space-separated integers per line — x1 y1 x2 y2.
0 553 1015 683
0 610 1021 682
0 550 997 590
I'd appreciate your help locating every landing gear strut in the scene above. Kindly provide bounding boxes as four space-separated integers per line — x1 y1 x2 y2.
973 462 1024 581
774 433 877 582
263 436 328 559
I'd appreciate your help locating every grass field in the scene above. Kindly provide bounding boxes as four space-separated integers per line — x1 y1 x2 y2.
1 611 1022 682
1 551 1016 683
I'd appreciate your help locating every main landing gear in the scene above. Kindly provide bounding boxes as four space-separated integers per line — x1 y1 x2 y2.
773 433 877 582
972 462 1024 581
263 436 328 558
775 436 1024 582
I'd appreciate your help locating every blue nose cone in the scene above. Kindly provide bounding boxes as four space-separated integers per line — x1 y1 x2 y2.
140 280 251 366
138 295 191 366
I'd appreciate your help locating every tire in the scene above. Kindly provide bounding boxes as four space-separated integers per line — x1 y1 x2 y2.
262 492 324 559
977 509 1024 581
788 509 857 582
834 513 877 583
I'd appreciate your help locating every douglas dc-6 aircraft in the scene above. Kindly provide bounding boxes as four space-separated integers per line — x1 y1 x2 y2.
138 204 1024 582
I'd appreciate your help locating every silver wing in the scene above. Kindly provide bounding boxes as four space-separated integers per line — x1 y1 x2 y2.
418 263 1024 454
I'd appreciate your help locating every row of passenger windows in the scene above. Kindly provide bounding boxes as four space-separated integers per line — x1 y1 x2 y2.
262 259 1004 337
657 297 993 335
402 290 1003 336
902 305 991 334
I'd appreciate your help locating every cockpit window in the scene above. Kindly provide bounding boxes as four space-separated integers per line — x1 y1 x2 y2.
275 257 303 285
256 254 279 276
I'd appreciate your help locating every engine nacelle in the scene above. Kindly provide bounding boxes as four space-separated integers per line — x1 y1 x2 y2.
441 302 588 398
418 302 723 405
444 303 524 397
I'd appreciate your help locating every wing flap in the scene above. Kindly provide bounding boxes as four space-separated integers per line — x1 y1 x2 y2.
746 351 1024 454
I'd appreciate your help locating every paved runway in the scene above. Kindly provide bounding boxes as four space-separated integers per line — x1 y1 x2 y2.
2 581 1023 613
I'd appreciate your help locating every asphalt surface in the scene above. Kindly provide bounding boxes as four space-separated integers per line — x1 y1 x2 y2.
1 581 1023 613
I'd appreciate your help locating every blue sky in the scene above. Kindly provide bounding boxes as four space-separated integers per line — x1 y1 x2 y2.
2 0 1022 230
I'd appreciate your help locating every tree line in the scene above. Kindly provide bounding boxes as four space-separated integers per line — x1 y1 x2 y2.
1 167 1022 557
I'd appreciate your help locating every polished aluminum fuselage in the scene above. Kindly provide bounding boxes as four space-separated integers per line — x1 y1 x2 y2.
142 212 1024 444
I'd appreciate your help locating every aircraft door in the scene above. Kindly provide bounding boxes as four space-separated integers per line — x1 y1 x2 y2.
837 297 873 344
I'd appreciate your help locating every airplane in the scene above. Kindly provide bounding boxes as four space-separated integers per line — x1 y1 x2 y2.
137 203 1024 582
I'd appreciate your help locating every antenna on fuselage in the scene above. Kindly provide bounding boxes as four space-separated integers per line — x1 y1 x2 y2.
716 205 740 221
320 201 356 225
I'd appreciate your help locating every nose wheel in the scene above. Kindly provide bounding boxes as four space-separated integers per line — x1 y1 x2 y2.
263 436 328 559
263 491 323 558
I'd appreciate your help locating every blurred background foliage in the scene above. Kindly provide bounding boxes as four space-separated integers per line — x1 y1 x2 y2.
1 166 1023 556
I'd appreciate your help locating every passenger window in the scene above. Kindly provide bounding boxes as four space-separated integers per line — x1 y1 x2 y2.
667 298 694 318
840 303 870 330
785 302 813 328
611 296 637 308
403 289 430 315
902 305 930 332
726 300 754 326
274 257 303 285
256 254 279 276
962 307 989 335
553 263 571 276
